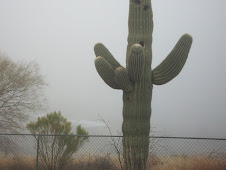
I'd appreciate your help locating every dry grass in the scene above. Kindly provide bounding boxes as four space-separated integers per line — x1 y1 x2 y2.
147 155 226 170
0 156 36 170
65 155 119 170
0 155 225 170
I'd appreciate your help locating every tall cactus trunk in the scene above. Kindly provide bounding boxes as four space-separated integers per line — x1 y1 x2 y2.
123 1 153 169
93 0 193 169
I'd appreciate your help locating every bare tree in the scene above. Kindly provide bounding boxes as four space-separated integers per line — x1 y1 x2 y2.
0 52 46 134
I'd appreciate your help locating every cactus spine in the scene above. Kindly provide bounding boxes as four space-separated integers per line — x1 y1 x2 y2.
94 0 192 169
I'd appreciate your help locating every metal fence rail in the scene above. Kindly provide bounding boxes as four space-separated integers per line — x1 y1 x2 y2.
0 134 226 170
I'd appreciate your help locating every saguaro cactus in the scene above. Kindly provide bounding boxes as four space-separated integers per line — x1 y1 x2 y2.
94 0 192 169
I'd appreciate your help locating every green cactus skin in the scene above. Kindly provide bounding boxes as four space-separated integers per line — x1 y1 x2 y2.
94 0 193 169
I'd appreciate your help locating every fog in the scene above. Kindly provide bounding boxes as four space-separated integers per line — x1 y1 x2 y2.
0 0 225 138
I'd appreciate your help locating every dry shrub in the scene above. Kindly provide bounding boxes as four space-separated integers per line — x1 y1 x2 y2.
64 155 119 170
0 155 118 170
147 155 164 168
0 154 225 170
147 155 226 170
0 156 35 170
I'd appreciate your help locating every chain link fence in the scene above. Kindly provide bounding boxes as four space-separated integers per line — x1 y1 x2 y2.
0 134 226 170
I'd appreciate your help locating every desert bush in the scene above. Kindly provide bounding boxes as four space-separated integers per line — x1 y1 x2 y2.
27 111 88 170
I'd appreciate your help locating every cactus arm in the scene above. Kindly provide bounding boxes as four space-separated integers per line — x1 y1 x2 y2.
127 44 145 81
94 43 123 89
94 57 121 89
94 43 121 69
115 67 133 92
152 34 193 85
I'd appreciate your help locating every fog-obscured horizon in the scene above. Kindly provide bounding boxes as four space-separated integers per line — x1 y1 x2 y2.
0 0 225 138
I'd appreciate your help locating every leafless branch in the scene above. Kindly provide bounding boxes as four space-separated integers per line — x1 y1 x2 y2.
98 115 124 170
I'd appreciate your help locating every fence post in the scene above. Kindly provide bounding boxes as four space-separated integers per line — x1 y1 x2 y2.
36 135 40 170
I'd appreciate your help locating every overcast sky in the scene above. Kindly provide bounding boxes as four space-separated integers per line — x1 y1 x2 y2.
0 0 225 138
